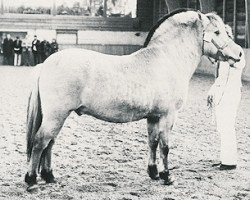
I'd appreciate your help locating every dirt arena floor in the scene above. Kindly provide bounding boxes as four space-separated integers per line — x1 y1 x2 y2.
0 66 249 200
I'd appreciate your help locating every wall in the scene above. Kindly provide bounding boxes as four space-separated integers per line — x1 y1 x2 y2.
0 1 249 82
2 26 250 81
0 14 141 31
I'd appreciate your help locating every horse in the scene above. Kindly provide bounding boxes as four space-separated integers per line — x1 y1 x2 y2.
24 9 242 189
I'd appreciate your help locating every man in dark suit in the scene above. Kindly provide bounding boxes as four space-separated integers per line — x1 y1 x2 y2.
13 36 22 66
50 38 58 55
40 39 51 63
3 34 13 65
31 35 40 65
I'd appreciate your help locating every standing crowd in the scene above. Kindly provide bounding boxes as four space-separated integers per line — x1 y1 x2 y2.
1 34 58 66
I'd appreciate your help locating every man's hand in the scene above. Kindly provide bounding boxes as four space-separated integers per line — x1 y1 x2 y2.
207 86 216 109
207 94 214 109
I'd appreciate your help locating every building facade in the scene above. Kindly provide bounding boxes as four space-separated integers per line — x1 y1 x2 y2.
0 0 249 80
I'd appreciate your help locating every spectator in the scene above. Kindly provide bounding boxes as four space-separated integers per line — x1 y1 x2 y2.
40 39 51 62
13 36 22 66
22 35 33 66
0 34 5 55
31 35 40 65
50 39 58 54
3 34 14 65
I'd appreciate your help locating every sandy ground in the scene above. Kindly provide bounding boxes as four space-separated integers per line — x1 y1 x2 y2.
0 66 249 200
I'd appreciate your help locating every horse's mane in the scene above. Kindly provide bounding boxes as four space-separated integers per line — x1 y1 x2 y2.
143 8 196 48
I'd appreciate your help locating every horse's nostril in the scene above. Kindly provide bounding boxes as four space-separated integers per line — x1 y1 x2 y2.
239 52 242 57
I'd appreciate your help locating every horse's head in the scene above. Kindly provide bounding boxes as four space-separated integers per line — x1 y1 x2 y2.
201 12 242 66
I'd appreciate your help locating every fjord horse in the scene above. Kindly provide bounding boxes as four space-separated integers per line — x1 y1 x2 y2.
25 9 242 188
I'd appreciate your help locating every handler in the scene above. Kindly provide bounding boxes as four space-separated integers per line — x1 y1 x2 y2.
207 26 245 170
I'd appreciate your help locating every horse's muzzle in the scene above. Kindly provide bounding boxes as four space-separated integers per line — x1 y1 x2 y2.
228 57 240 67
216 50 241 65
228 56 240 63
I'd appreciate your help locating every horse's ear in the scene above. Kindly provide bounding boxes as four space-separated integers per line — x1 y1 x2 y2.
197 10 202 20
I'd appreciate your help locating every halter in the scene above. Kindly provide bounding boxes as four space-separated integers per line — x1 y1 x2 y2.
202 32 232 59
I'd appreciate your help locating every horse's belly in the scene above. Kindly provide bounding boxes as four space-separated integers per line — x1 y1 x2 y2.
76 104 149 123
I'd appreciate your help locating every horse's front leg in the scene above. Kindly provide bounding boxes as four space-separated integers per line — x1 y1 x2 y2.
158 111 176 185
147 117 160 180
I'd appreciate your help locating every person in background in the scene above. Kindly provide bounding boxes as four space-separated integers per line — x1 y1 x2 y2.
0 34 5 55
3 34 13 65
50 38 58 55
22 36 32 66
40 39 51 62
31 35 40 65
207 25 245 170
13 36 22 66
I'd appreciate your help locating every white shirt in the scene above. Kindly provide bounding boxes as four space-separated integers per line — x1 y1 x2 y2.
214 51 245 91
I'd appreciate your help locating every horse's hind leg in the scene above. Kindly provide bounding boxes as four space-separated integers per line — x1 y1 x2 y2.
25 114 68 187
158 111 176 185
40 139 56 183
147 117 160 180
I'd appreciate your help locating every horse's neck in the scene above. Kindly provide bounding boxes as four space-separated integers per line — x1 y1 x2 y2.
143 32 203 80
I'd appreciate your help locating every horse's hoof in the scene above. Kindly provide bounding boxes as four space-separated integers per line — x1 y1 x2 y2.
219 164 237 170
163 175 175 185
147 164 159 180
26 184 39 193
159 170 169 180
25 172 37 186
41 169 56 183
159 170 175 185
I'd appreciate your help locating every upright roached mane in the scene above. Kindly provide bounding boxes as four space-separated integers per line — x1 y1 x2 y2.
24 9 242 190
143 8 195 47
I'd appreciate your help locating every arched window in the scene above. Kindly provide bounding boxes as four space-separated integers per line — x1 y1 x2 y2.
187 0 201 10
153 0 201 24
153 0 168 23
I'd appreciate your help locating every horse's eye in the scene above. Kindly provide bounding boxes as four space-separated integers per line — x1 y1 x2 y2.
214 31 220 35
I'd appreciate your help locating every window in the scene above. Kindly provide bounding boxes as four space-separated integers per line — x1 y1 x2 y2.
2 0 137 18
106 0 137 18
4 0 52 14
56 0 137 18
0 0 144 32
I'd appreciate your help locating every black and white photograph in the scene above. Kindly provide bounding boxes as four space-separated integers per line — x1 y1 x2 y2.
0 0 249 199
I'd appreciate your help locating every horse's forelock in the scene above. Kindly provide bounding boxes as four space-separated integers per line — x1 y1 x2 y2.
205 13 225 30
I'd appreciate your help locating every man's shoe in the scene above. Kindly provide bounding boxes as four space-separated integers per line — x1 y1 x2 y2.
219 164 237 170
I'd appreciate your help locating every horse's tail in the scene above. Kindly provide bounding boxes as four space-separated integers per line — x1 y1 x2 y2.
26 76 42 162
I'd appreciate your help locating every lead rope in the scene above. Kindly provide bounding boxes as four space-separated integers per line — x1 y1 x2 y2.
207 62 231 122
214 65 231 107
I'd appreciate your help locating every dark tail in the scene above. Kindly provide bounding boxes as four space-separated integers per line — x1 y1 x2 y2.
26 77 42 162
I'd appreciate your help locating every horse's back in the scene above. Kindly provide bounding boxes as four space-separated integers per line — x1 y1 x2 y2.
46 48 124 67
